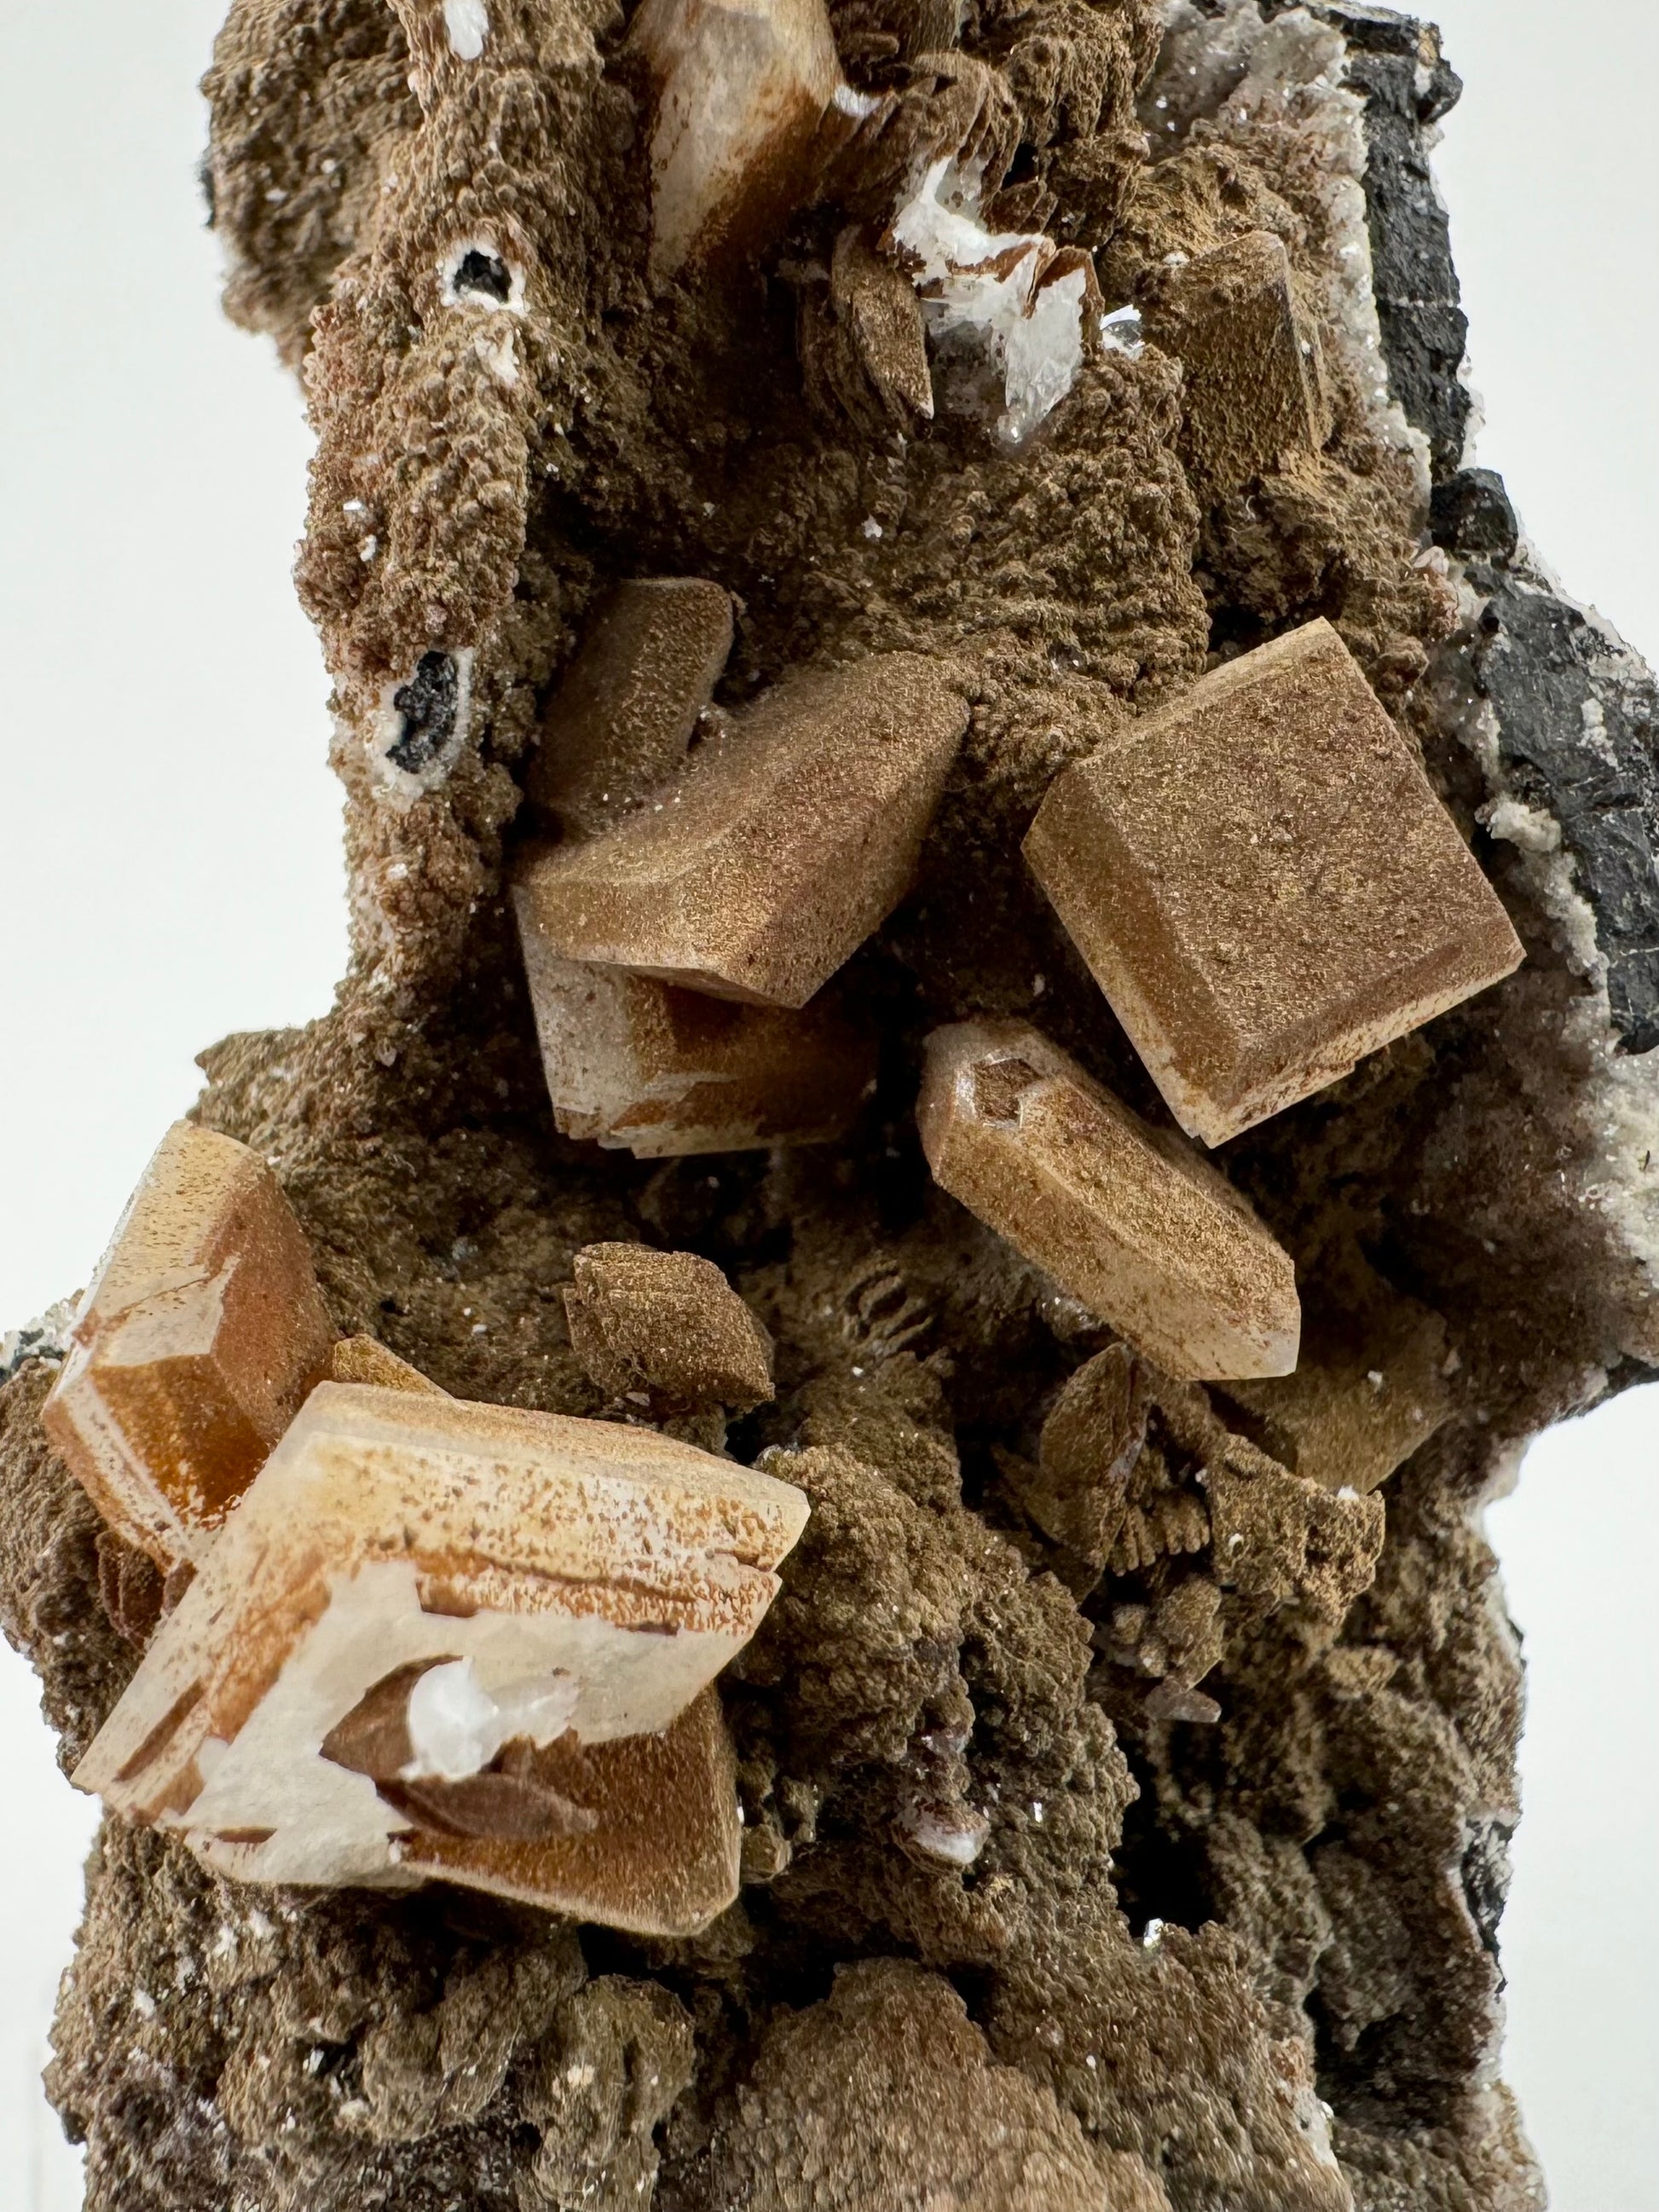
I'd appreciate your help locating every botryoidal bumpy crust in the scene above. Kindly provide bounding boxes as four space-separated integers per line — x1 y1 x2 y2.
3 0 1656 2207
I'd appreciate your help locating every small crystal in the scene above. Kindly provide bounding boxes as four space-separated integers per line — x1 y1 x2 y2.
1140 229 1330 496
526 578 734 842
564 1244 775 1411
514 652 966 1008
42 1122 335 1569
1214 1244 1454 1494
628 0 849 284
916 1020 1300 1381
513 950 876 1156
1025 619 1525 1146
73 1383 809 1932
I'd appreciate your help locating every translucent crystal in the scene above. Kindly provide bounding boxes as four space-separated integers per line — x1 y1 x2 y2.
1025 619 1526 1146
513 950 875 1157
916 1020 1300 1381
73 1383 809 1931
41 1121 335 1568
628 0 847 284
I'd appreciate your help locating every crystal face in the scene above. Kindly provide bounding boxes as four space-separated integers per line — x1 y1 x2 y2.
41 1121 335 1569
526 576 736 842
514 651 968 1008
73 1383 809 1932
1140 229 1332 498
564 1243 776 1412
916 1020 1301 1382
512 949 875 1157
1025 619 1526 1146
627 0 849 284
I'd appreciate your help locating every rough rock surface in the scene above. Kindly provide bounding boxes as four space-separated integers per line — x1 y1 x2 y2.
3 1 1654 2208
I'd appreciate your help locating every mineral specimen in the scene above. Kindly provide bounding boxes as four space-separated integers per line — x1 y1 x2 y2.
1026 619 1526 1145
515 652 967 1006
564 1242 775 1412
524 576 735 841
916 1020 1300 1379
73 1382 807 1930
40 1121 334 1571
5 0 1651 2204
512 946 875 1154
1140 229 1332 497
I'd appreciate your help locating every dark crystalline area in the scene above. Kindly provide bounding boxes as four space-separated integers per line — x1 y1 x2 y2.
3 2 1656 2208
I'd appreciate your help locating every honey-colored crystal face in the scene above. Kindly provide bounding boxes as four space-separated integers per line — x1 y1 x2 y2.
72 1383 809 1932
516 653 966 1009
564 1244 775 1412
1025 620 1525 1147
41 1121 335 1570
512 947 876 1157
627 0 850 285
525 577 735 841
327 1335 448 1396
916 1021 1300 1381
1215 1245 1454 1495
1142 230 1331 498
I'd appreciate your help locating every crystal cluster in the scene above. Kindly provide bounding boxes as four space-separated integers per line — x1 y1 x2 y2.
50 1125 806 1933
75 1382 806 1933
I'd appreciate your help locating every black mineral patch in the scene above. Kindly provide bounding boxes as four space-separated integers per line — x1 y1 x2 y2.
453 247 512 303
386 651 460 774
1472 575 1659 1053
1315 3 1471 478
1431 467 1519 560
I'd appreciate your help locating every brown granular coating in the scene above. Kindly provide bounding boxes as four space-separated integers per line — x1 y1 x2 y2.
3 0 1650 2206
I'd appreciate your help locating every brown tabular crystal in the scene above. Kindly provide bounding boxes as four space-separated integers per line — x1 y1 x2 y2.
1141 229 1331 498
72 1382 806 1932
524 577 735 842
512 944 875 1156
513 652 968 1008
564 1243 775 1411
41 1121 334 1570
1025 619 1526 1147
1215 1243 1454 1495
916 1021 1300 1381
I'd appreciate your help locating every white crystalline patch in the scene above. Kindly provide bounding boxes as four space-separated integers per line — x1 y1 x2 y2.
1003 265 1088 446
893 158 1087 445
1100 303 1143 356
832 83 880 119
443 0 489 59
405 1655 579 1781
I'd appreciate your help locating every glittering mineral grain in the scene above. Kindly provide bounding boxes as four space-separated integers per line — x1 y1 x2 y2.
512 943 875 1155
564 1243 775 1411
916 1020 1300 1380
513 653 967 1007
73 1382 806 1930
41 1120 333 1570
1140 229 1332 497
1026 619 1525 1146
525 576 735 840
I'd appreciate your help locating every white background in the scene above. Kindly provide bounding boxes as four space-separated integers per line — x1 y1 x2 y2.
0 3 1654 2206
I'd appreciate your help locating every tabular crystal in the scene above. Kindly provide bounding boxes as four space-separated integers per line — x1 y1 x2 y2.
916 1021 1300 1381
1025 620 1525 1146
515 652 967 1008
73 1383 809 1932
41 1121 334 1569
